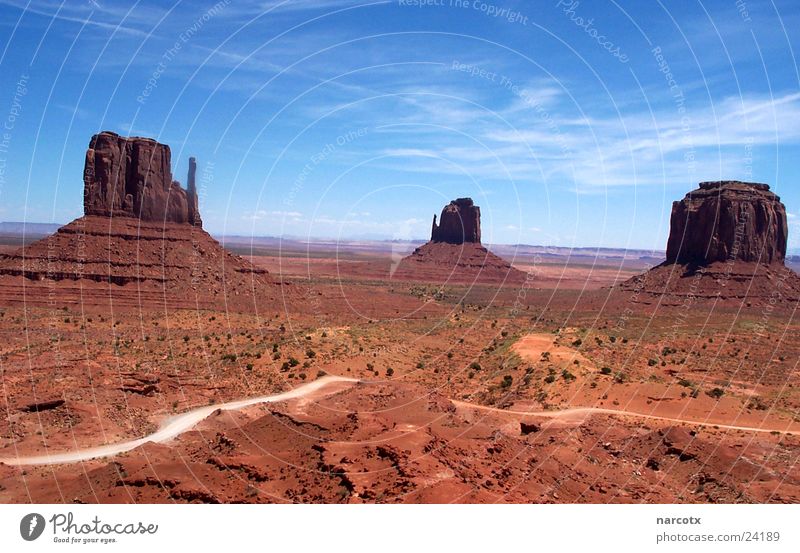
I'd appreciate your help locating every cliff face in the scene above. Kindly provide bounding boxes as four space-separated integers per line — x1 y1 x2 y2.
431 198 481 244
83 131 201 226
665 181 787 265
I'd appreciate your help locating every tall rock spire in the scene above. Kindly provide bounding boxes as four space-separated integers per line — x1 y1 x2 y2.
187 156 201 227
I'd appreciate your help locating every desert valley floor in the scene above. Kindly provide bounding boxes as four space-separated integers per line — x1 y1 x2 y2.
0 236 799 504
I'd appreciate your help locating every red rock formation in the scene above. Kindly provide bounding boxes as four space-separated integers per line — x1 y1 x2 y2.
0 132 285 312
83 131 201 226
620 181 800 304
431 198 481 244
394 198 526 284
187 156 202 227
666 181 787 265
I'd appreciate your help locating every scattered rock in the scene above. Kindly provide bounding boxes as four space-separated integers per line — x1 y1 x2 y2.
520 421 541 435
19 399 65 412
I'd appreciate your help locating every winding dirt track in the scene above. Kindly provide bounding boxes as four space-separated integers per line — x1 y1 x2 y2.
452 401 800 436
0 376 358 466
1 376 797 467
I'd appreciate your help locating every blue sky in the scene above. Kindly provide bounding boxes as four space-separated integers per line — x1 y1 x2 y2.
1 0 800 250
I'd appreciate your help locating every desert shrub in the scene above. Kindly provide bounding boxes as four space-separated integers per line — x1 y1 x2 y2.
246 363 253 370
469 361 482 371
678 379 692 387
600 367 612 375
707 387 725 399
561 369 575 381
221 353 237 362
501 375 513 388
647 359 658 367
614 372 626 384
572 339 582 347
386 367 394 377
544 375 556 384
306 349 316 358
288 357 300 367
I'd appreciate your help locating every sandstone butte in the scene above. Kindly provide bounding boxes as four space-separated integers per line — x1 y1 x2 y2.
0 132 278 311
393 197 527 285
620 180 800 303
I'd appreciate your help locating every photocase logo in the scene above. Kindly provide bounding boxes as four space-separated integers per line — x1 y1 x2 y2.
19 513 45 541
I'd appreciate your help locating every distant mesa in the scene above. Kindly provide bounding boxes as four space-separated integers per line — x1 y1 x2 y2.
665 181 787 266
431 198 481 244
84 131 202 226
621 180 800 304
393 197 526 285
0 131 277 311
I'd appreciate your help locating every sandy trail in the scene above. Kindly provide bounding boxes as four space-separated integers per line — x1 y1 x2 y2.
452 401 800 436
0 376 358 466
3 375 798 467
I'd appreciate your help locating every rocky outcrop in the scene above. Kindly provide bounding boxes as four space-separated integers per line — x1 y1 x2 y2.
665 181 787 266
394 198 525 284
431 198 481 244
83 131 201 226
619 180 800 305
0 132 285 312
186 156 201 227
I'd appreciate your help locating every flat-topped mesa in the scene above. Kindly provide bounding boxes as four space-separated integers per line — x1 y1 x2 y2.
665 181 788 266
431 197 481 244
83 131 202 227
